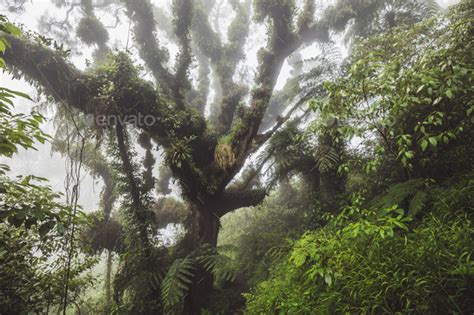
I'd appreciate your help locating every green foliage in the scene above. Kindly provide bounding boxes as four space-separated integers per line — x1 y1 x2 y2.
244 3 474 314
0 17 95 313
0 17 50 160
317 2 473 176
267 121 314 179
0 96 49 157
196 245 239 284
245 179 474 314
0 175 80 236
112 248 165 314
165 135 196 169
218 187 310 288
369 178 427 212
322 0 440 41
0 223 97 314
314 144 340 173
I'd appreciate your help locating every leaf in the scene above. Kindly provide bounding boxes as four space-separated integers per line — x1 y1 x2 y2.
3 22 21 36
420 139 428 151
161 258 195 308
445 89 453 99
39 220 55 237
409 191 427 216
1 88 32 101
324 273 333 286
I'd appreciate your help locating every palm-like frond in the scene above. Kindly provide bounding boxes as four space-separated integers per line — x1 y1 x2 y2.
264 245 292 261
197 252 238 283
408 190 428 216
161 257 195 309
160 244 239 308
314 144 340 173
370 178 425 210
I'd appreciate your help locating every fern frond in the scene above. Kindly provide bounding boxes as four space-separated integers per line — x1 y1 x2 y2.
217 244 239 253
409 191 428 216
370 178 425 210
420 0 441 17
161 258 195 309
314 144 339 173
265 245 291 261
196 252 238 283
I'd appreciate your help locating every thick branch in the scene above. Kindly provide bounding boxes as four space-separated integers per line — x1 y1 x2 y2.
115 124 142 211
3 35 208 142
93 161 116 219
77 0 110 60
124 0 174 92
115 123 150 250
254 95 311 150
223 18 328 187
3 34 217 201
171 0 193 108
223 1 300 185
186 47 210 114
297 0 316 34
211 188 267 217
192 0 250 132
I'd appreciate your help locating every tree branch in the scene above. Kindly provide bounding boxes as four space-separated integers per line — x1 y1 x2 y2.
3 34 213 163
224 1 300 184
253 95 311 150
171 0 193 109
192 0 250 132
212 187 267 217
124 0 174 92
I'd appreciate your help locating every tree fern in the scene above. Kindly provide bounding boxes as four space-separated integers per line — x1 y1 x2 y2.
193 244 238 283
420 0 441 17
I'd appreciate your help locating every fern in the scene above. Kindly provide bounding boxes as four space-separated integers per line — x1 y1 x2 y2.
216 244 239 253
370 178 425 210
264 245 292 261
161 258 195 309
420 0 441 17
198 253 238 283
194 245 238 283
146 269 164 290
314 144 339 173
160 245 240 308
408 190 428 216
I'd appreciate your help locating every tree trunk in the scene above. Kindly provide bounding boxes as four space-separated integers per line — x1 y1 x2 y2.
103 250 113 314
185 204 220 314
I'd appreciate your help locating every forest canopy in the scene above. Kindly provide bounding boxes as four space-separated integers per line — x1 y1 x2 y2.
0 0 473 314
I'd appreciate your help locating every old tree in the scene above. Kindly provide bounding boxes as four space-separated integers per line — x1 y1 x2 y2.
1 0 442 312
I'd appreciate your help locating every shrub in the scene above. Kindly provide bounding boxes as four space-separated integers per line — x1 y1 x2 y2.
245 181 474 314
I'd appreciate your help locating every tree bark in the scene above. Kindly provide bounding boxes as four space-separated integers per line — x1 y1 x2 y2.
103 250 113 314
182 205 219 314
